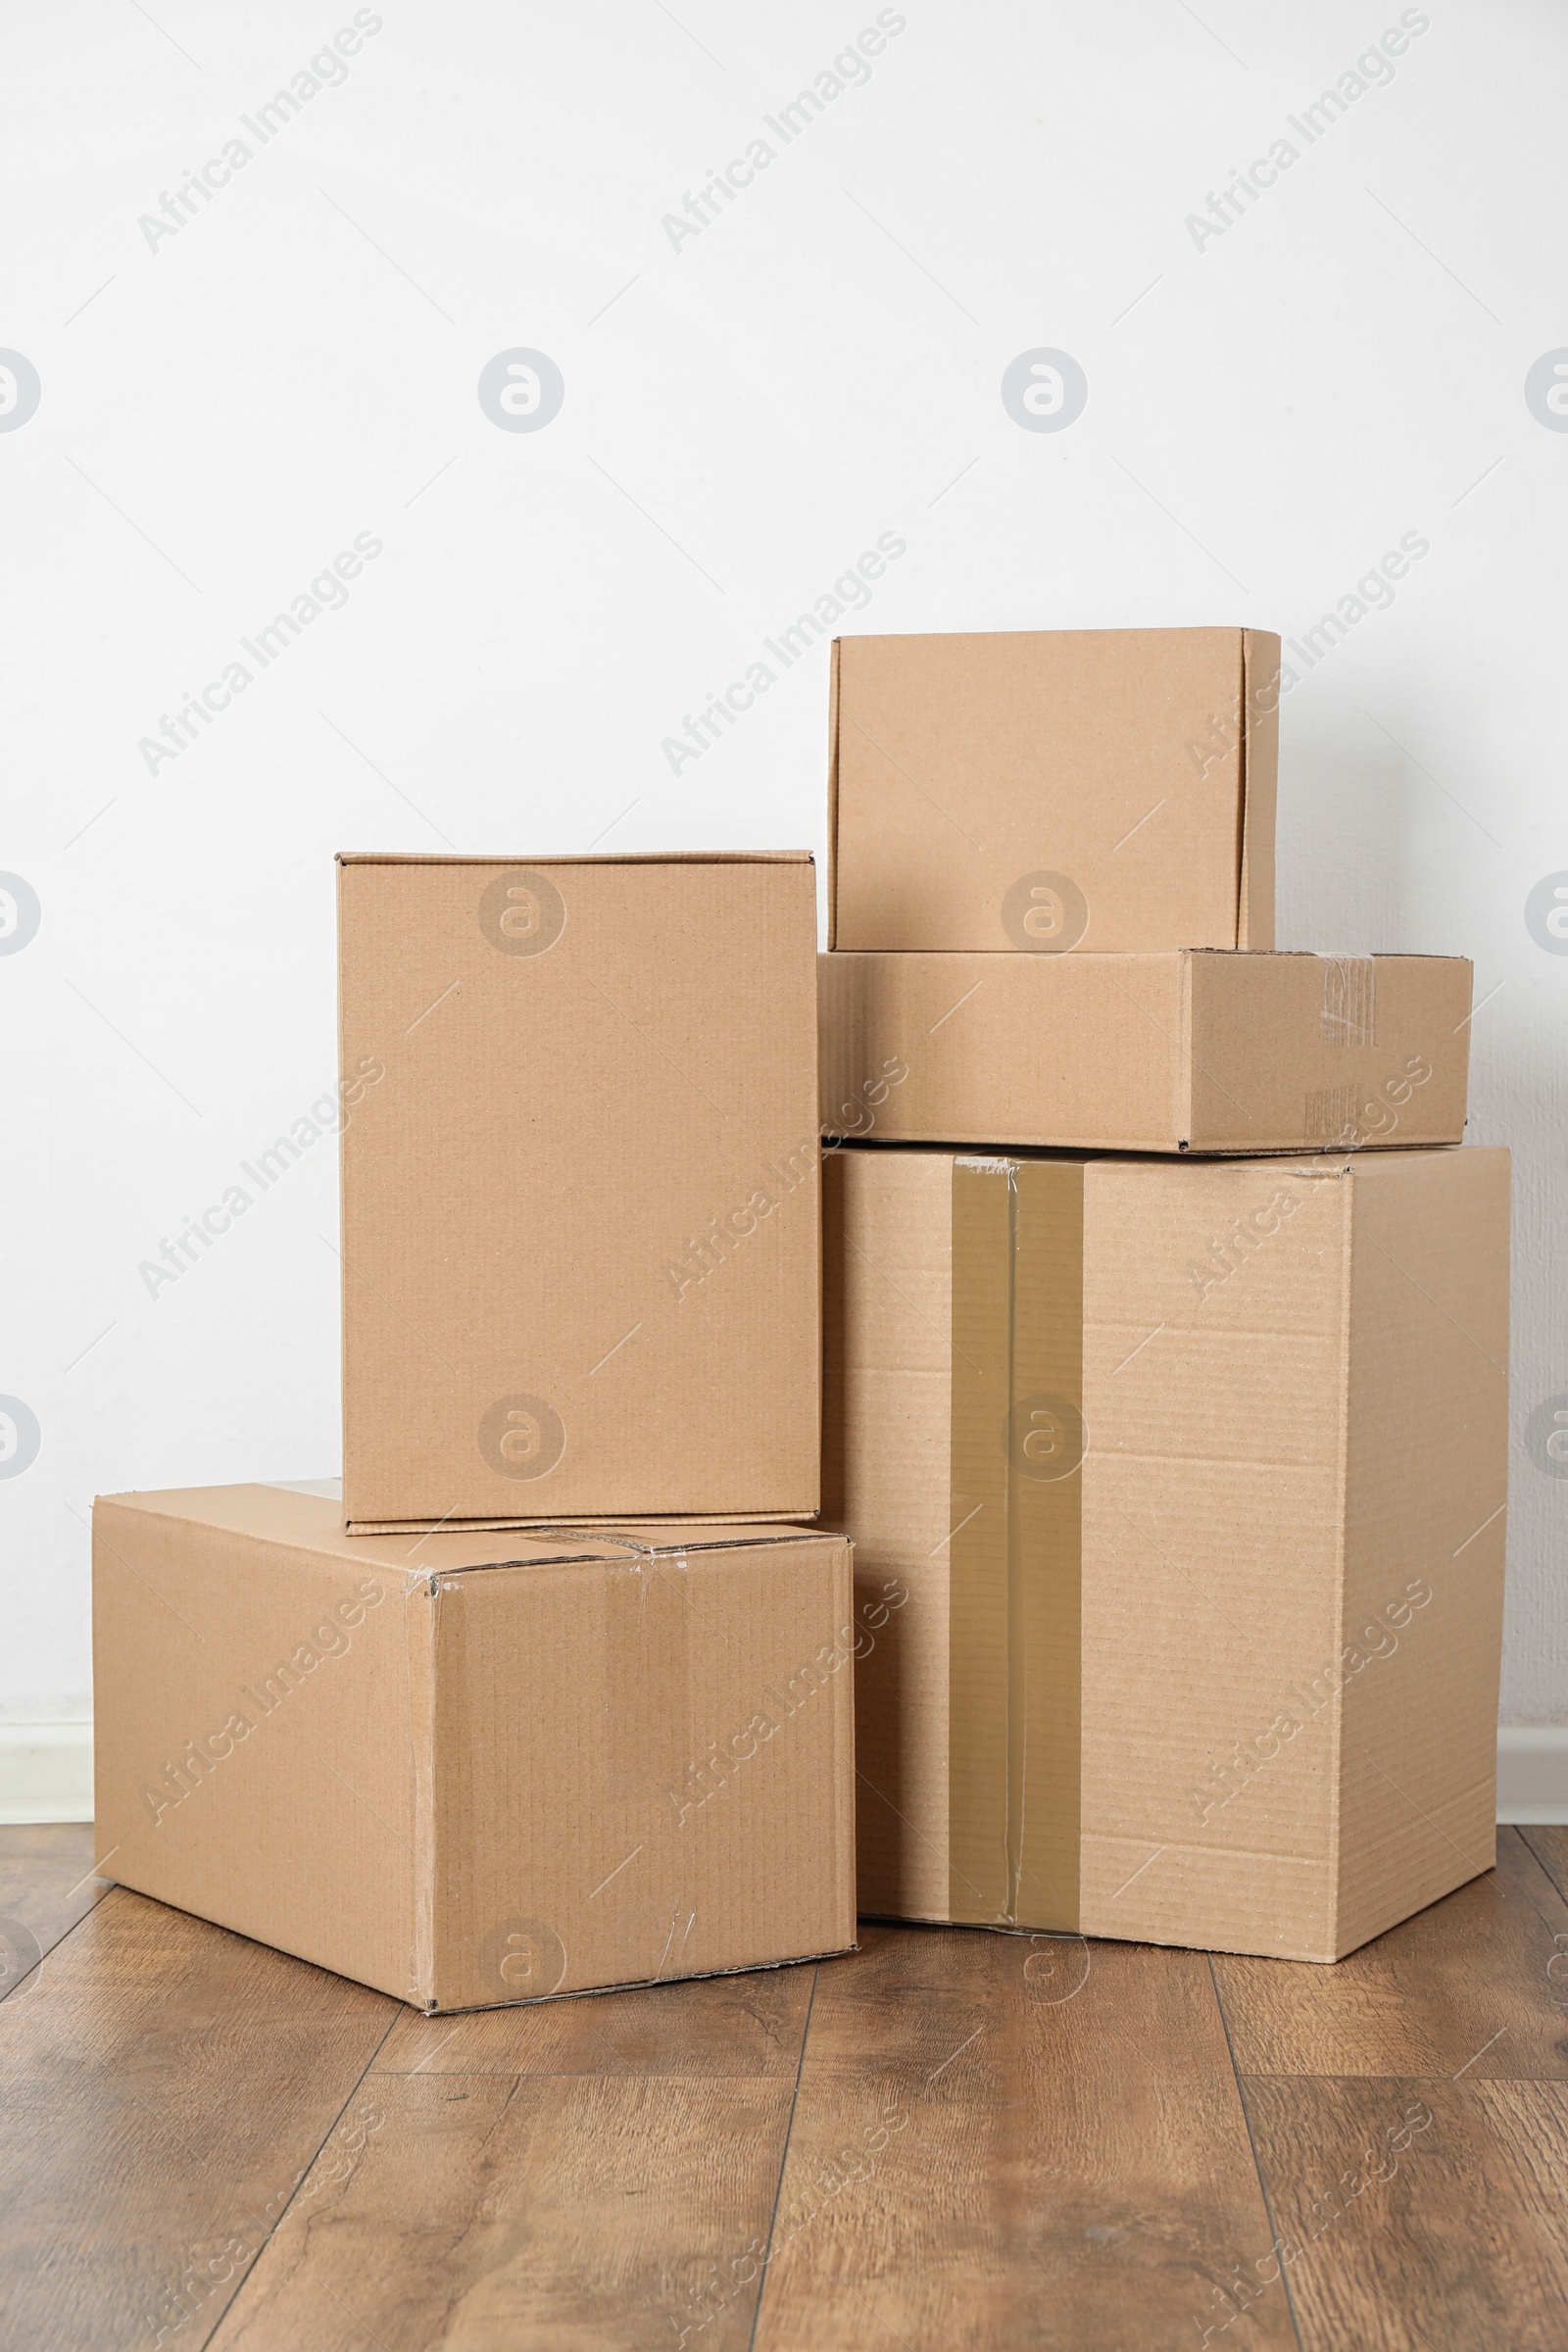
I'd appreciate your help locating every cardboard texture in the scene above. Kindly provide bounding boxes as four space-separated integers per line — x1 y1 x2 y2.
823 1142 1509 1963
92 1486 857 2010
827 627 1280 953
819 949 1472 1154
338 854 821 1530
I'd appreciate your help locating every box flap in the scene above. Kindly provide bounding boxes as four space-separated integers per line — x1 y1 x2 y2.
100 1484 677 1574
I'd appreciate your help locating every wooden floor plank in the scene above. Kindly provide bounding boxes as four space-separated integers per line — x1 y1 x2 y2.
0 1823 115 1999
750 1924 1297 2352
1521 1824 1568 1909
0 1886 396 2352
1212 1830 1568 2080
8 1828 1568 2347
375 1959 815 2080
209 1965 820 2350
1235 2075 1568 2351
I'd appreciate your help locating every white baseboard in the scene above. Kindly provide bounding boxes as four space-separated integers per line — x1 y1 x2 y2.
0 1723 93 1824
0 1721 1562 1830
1496 1727 1568 1825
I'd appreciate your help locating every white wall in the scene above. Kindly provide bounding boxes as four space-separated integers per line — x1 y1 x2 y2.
5 0 1564 1742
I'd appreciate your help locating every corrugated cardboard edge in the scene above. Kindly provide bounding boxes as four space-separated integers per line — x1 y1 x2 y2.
335 859 355 1526
421 1939 859 2018
347 1511 820 1538
826 639 843 951
107 1494 780 1574
335 852 815 867
1237 632 1280 952
828 1532 860 1950
1323 1159 1355 1960
1175 952 1197 1151
539 1526 839 1559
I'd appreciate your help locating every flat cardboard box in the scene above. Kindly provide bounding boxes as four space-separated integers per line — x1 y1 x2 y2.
828 627 1279 953
824 1143 1509 1963
338 853 821 1531
93 1485 857 2010
820 949 1472 1153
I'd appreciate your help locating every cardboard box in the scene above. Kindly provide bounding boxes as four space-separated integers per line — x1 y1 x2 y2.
824 1143 1509 1962
820 949 1472 1154
828 627 1280 953
93 1485 857 2010
338 853 821 1531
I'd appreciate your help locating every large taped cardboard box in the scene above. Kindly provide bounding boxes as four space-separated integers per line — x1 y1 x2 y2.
828 627 1279 953
338 852 821 1531
93 1485 857 2010
824 1144 1509 1963
820 949 1472 1153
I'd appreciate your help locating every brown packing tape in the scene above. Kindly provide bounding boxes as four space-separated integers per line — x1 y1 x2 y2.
947 1160 1013 1924
945 1157 1086 1933
1010 1161 1085 1933
602 1546 694 1985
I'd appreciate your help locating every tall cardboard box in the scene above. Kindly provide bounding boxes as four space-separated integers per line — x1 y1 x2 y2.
823 1143 1509 1962
93 1486 857 2010
820 949 1473 1153
338 853 821 1531
828 627 1279 953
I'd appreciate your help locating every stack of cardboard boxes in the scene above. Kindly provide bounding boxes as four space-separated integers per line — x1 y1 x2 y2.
94 853 855 2011
821 628 1507 1965
94 626 1508 2003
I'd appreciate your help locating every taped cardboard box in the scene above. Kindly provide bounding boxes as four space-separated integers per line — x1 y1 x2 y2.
338 853 821 1531
828 627 1279 953
93 1485 857 2010
820 949 1472 1153
824 1143 1509 1963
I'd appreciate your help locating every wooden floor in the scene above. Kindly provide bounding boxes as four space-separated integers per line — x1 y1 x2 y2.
4 1829 1568 2348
